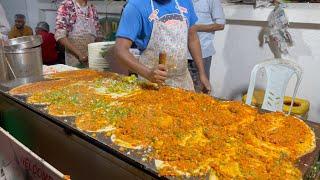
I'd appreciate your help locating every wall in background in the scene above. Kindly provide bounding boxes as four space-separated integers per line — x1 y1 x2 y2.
212 4 320 122
0 0 28 27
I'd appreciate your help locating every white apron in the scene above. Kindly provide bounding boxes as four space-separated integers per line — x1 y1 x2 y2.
139 0 194 91
65 0 96 68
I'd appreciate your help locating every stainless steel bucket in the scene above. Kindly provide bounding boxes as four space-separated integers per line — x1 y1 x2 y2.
5 47 43 79
3 35 43 80
5 35 43 51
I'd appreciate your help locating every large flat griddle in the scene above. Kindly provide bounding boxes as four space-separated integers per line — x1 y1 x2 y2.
0 79 319 179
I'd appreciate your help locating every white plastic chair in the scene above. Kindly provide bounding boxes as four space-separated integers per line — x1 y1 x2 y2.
245 59 303 115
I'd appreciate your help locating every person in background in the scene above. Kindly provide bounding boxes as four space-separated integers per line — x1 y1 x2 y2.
115 0 211 92
35 22 58 65
55 0 103 68
8 14 33 39
0 3 10 41
188 0 225 92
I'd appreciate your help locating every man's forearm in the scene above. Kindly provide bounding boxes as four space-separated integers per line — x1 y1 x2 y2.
58 37 81 58
194 23 225 33
188 28 206 76
114 45 150 78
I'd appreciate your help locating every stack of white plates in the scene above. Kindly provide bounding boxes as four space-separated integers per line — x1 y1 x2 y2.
88 41 115 71
43 64 78 75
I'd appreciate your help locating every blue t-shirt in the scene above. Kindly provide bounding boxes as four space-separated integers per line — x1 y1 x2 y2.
116 0 198 51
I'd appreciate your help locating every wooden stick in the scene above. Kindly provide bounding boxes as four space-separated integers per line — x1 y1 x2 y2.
159 51 166 65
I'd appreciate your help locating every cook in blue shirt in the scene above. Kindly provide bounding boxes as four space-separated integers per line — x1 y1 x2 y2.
115 0 212 93
188 0 225 92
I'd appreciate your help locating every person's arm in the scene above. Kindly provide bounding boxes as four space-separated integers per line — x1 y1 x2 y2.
193 24 224 33
115 38 167 83
187 0 212 93
194 0 225 33
56 34 88 63
188 26 211 93
58 37 87 62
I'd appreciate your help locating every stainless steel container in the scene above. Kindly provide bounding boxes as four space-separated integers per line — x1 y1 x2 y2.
5 35 43 51
3 35 43 80
5 48 43 79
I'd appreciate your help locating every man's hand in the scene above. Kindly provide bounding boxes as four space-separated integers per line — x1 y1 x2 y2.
58 37 88 65
147 64 168 84
78 55 88 64
115 38 166 82
200 73 212 94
